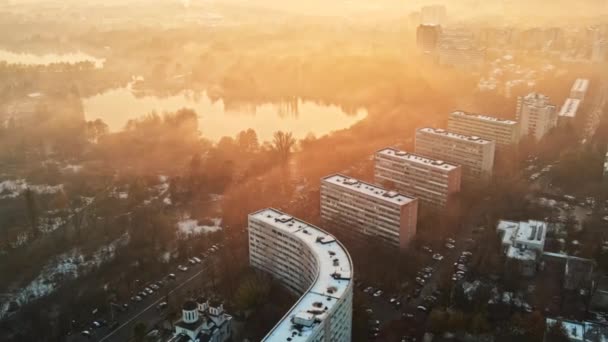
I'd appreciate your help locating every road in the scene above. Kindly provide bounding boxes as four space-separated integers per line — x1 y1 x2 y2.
68 255 217 342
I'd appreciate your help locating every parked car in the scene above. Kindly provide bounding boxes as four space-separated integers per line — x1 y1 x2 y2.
417 305 428 312
432 253 444 261
168 273 176 280
157 302 168 310
81 330 92 338
445 243 455 249
363 286 374 294
178 265 188 272
192 256 202 263
373 290 383 297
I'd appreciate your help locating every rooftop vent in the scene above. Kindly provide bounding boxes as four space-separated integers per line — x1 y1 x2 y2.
396 151 408 157
344 178 358 186
432 160 445 166
383 191 399 198
276 215 294 223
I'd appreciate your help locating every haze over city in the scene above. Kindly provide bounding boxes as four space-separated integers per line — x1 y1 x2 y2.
0 1 608 341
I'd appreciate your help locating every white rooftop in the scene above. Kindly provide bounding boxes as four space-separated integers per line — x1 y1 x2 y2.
417 127 493 145
498 220 547 249
322 174 417 206
559 98 581 118
251 209 353 342
572 78 590 93
450 110 518 125
498 220 548 261
376 147 460 172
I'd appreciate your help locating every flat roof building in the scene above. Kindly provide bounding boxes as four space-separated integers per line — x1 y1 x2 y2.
558 98 581 122
497 219 548 276
571 78 590 100
374 147 461 210
447 111 521 148
320 174 418 250
415 127 495 183
248 209 353 342
516 93 558 141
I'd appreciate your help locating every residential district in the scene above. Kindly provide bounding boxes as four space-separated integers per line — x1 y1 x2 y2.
3 2 608 342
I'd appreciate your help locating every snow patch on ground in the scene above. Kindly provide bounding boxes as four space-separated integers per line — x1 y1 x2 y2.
0 179 63 199
62 164 83 173
0 233 130 319
38 216 66 234
177 218 222 238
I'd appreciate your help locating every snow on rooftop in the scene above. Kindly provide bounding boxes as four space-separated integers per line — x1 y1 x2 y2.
250 208 353 342
417 127 493 144
450 111 517 125
322 174 416 205
572 78 590 93
498 220 547 261
376 147 459 171
559 98 581 118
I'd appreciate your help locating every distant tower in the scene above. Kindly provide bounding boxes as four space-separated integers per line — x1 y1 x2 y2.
420 5 447 25
417 24 442 52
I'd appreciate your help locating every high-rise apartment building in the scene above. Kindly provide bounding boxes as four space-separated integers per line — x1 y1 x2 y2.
374 147 461 209
248 208 353 342
415 128 495 182
447 111 521 149
437 30 485 70
592 39 607 62
320 174 418 250
516 93 558 141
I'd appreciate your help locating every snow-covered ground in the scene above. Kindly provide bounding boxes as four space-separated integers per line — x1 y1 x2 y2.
0 233 130 319
0 179 63 199
177 218 222 238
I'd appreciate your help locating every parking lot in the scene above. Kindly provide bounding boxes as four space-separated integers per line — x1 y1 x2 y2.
356 234 478 341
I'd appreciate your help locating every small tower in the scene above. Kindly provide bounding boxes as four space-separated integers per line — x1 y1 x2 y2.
208 298 224 316
196 296 208 313
182 300 199 324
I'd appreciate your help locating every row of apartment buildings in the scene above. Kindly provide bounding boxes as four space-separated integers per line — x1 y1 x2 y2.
245 86 586 342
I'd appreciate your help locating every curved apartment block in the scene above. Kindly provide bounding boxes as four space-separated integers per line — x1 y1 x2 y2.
248 208 354 342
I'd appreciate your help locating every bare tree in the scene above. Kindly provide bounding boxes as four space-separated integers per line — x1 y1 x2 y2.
272 131 296 163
